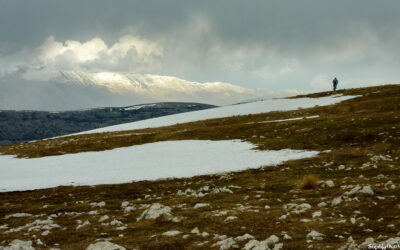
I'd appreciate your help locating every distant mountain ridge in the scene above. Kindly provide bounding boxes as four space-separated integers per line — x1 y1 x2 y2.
56 70 285 106
0 102 216 145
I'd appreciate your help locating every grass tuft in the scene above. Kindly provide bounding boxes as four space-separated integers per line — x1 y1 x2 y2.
299 174 319 190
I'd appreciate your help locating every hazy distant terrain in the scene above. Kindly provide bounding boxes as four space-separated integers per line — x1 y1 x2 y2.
0 102 216 145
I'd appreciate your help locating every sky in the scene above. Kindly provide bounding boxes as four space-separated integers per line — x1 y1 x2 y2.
0 0 399 110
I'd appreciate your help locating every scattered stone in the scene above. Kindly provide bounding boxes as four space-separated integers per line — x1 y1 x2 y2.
225 216 238 222
5 218 60 234
312 211 322 218
121 201 130 208
318 180 335 188
235 234 254 242
194 203 210 209
98 215 109 222
338 236 358 250
109 220 123 226
244 235 281 250
0 240 35 250
137 203 172 221
201 232 210 237
76 220 90 230
88 210 98 215
384 181 396 190
212 210 229 217
213 237 239 249
284 203 311 214
307 231 325 241
90 202 106 208
191 227 200 235
283 234 292 240
331 197 342 206
4 213 33 219
41 230 50 236
162 230 182 237
86 241 125 250
123 206 136 213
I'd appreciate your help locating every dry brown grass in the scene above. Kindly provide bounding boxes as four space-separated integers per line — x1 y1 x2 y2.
0 84 399 249
299 174 319 190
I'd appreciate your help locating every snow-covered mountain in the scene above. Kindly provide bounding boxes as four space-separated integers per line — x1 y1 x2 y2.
0 69 302 110
58 70 298 105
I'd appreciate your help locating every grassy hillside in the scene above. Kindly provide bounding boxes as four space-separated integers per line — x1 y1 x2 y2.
0 84 399 249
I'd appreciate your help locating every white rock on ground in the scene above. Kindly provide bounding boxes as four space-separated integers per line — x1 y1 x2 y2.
312 211 322 218
212 237 239 249
90 202 106 208
4 213 32 219
344 185 374 197
338 236 400 250
86 241 125 250
283 203 311 214
194 203 210 208
338 236 359 250
235 234 254 241
109 220 123 226
162 230 182 236
76 220 90 230
283 234 292 240
319 180 335 188
331 197 342 206
0 240 35 250
5 218 60 234
225 216 238 221
307 231 325 241
244 235 281 250
98 215 109 222
137 203 172 221
121 201 129 208
191 227 201 235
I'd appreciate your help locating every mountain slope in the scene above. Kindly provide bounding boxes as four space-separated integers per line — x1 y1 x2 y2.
0 102 216 145
0 84 399 249
58 70 297 106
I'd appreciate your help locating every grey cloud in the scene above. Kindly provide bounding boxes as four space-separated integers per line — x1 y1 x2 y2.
1 0 400 110
0 72 149 111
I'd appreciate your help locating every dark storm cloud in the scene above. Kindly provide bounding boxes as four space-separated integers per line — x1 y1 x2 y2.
0 0 400 110
2 0 399 50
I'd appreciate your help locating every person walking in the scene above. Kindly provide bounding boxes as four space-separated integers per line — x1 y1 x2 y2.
332 77 339 92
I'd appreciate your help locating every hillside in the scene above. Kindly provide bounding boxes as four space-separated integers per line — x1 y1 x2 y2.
0 84 399 249
0 102 216 146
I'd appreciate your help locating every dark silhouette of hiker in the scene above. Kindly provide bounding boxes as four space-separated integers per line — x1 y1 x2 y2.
332 77 338 92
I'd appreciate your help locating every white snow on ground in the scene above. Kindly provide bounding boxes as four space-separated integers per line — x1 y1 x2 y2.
0 140 319 192
260 115 320 123
74 95 358 134
245 115 320 125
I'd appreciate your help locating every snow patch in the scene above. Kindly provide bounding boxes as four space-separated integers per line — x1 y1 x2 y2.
76 95 359 134
0 140 319 192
